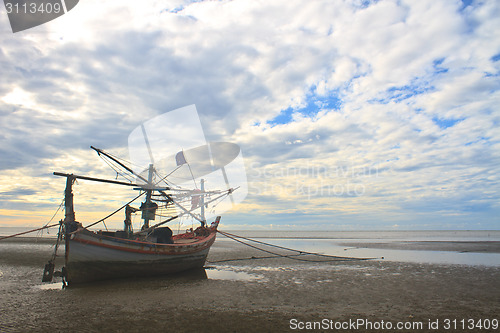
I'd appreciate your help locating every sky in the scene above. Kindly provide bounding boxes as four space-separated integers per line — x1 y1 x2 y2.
0 0 499 231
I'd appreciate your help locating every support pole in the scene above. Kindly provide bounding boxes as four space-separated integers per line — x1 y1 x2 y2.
200 178 206 226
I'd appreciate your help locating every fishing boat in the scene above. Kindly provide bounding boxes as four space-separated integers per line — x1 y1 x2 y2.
42 144 239 286
38 106 246 285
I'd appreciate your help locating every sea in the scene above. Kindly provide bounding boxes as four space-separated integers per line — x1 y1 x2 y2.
1 228 500 267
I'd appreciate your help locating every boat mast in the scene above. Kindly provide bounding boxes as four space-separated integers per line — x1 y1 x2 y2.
140 164 157 230
41 175 72 283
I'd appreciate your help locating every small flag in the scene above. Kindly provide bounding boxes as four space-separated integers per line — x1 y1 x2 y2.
175 151 187 166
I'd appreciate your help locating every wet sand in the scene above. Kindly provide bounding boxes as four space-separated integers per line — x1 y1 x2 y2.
0 237 499 332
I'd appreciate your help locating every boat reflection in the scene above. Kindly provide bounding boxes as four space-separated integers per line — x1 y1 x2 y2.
38 266 267 290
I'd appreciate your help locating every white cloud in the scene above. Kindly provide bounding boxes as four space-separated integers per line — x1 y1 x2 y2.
0 0 499 229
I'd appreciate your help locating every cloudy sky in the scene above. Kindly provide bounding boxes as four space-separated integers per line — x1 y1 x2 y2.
0 0 499 230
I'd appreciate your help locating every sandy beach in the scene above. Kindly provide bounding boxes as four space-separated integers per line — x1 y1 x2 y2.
0 236 499 332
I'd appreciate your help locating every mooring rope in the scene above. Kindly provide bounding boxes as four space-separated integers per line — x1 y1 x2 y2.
207 253 310 264
219 231 357 259
0 197 66 241
0 223 60 241
207 230 376 263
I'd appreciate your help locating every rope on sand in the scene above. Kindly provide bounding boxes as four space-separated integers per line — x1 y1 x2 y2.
206 230 377 264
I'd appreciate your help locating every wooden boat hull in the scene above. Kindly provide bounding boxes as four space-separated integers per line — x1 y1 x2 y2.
65 229 216 284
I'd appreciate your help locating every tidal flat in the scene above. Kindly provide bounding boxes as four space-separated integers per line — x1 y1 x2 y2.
0 234 499 332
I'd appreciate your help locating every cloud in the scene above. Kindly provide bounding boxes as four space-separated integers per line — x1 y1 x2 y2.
0 188 38 197
0 0 499 229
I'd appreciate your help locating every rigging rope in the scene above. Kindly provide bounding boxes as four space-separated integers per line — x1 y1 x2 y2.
207 253 311 264
0 198 66 241
36 198 65 238
100 155 134 183
154 165 182 188
82 191 146 230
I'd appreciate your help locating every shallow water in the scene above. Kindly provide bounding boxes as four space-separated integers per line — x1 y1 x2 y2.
216 230 500 267
236 238 500 267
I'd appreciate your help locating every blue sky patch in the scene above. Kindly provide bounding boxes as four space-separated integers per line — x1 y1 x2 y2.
269 90 342 125
432 117 463 129
270 107 294 125
372 81 434 104
465 136 490 146
458 0 474 12
369 59 448 105
353 0 380 9
432 58 448 74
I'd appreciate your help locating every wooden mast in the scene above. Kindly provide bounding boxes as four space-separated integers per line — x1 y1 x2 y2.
63 175 76 223
141 164 157 230
42 174 76 283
